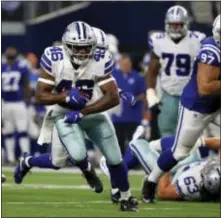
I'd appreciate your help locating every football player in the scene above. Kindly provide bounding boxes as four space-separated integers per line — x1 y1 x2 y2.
100 135 220 202
2 47 31 164
14 22 138 212
146 5 206 136
142 14 220 203
158 159 220 202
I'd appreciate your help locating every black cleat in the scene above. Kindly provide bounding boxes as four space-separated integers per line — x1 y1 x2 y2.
111 190 120 203
14 153 32 184
82 167 103 193
120 196 138 212
142 177 157 203
2 174 6 183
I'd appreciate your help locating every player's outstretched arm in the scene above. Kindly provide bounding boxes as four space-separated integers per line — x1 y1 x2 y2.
146 51 160 89
204 137 221 150
197 63 220 96
80 74 119 115
35 69 66 105
157 172 182 201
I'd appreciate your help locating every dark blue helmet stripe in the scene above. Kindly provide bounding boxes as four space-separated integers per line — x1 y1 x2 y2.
100 30 105 43
76 22 81 39
82 22 87 39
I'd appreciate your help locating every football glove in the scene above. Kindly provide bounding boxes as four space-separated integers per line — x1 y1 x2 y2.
65 88 88 109
64 110 83 124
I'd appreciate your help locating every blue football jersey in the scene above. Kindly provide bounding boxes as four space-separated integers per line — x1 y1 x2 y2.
181 37 220 113
2 60 30 102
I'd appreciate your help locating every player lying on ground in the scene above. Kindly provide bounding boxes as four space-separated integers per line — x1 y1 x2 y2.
14 22 138 212
143 14 221 203
100 135 220 202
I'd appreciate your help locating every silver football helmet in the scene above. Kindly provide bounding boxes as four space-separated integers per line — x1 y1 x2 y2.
165 5 189 39
62 21 97 66
201 159 220 200
212 14 220 47
92 27 108 49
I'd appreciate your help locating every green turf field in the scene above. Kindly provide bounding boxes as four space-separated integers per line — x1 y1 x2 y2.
2 168 220 217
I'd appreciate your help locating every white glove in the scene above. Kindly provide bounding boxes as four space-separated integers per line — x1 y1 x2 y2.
132 120 151 141
146 88 160 108
132 125 145 141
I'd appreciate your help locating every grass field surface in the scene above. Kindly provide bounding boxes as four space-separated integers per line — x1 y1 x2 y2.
2 168 220 217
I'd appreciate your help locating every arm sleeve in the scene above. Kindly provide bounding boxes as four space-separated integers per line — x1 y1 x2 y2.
148 33 161 57
40 47 54 76
197 44 220 67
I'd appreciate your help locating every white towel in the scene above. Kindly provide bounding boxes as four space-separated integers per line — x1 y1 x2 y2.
37 109 54 145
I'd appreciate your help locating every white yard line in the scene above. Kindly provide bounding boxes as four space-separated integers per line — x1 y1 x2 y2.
2 166 145 175
5 201 180 211
2 183 141 191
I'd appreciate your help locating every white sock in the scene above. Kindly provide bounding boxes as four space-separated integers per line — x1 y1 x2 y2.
111 188 119 195
2 148 6 164
5 137 16 163
148 164 164 183
120 190 131 201
19 137 30 154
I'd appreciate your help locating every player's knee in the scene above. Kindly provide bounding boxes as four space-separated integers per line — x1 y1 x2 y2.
173 145 190 161
105 152 122 166
51 156 66 168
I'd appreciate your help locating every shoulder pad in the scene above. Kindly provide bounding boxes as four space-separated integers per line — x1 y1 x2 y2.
148 31 165 49
197 38 220 66
40 46 64 75
189 31 206 43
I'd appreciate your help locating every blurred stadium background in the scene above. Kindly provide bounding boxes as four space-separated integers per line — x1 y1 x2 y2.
2 1 220 68
1 1 220 217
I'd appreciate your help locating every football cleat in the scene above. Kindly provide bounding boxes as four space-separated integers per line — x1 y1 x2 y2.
142 177 157 203
120 196 139 212
82 167 103 193
14 152 31 184
111 190 121 203
2 174 6 183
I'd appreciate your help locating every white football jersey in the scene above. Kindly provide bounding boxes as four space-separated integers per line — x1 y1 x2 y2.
149 31 206 96
171 161 207 201
40 45 114 115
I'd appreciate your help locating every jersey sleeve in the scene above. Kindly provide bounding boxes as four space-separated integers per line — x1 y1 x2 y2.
40 47 54 76
190 31 206 43
197 44 220 67
104 53 114 74
148 32 163 57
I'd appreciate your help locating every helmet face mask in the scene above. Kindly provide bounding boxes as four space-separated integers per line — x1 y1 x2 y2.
165 5 189 40
62 21 97 66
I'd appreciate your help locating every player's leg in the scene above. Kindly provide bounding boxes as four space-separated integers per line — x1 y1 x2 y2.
2 103 16 164
158 92 179 136
82 113 138 211
14 102 30 154
55 118 103 193
143 105 218 203
130 139 160 175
